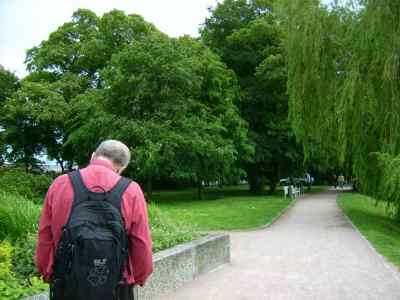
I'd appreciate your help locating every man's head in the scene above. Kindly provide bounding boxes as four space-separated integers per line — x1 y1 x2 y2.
92 140 131 174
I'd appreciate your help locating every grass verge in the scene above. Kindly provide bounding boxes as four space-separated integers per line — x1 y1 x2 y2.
337 193 400 268
154 186 292 231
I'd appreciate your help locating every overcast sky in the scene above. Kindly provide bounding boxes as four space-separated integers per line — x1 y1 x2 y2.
0 0 219 78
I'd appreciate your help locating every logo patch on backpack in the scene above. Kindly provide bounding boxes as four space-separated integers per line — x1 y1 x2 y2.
87 258 110 287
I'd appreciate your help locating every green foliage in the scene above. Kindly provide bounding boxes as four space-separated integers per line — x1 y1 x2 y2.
0 240 47 300
376 153 400 219
67 33 251 198
0 276 47 300
26 9 156 76
0 8 253 197
0 168 52 201
0 66 19 104
0 240 14 279
202 0 273 58
1 80 60 168
0 192 41 241
148 204 201 252
202 0 303 193
0 171 56 298
3 9 158 171
0 66 19 165
12 234 38 281
281 0 400 207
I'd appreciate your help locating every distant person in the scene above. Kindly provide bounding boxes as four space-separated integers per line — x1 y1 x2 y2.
35 140 153 300
338 174 345 189
332 174 337 189
305 173 312 191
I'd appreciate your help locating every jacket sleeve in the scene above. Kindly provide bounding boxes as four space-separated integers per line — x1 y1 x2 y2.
125 183 153 285
35 181 56 282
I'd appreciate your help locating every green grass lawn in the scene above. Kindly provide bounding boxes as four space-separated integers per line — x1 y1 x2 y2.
153 185 293 231
337 193 400 268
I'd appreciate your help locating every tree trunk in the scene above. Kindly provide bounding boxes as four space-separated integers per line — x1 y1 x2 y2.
56 158 65 173
269 179 278 194
197 178 204 200
269 162 280 195
246 165 264 194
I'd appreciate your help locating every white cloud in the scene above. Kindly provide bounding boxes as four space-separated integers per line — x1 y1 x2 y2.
0 0 219 78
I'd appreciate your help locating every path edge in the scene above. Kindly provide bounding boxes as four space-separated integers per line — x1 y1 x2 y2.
335 192 400 283
23 234 230 300
224 194 299 233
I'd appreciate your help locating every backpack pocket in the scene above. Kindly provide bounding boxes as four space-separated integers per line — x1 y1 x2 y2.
73 237 121 300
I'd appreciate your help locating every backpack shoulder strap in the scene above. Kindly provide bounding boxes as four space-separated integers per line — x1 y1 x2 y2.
107 177 132 212
68 170 90 206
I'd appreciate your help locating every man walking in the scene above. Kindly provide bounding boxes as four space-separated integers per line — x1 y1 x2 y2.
338 174 345 189
35 140 153 300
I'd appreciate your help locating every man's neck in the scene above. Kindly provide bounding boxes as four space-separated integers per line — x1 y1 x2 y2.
92 156 120 174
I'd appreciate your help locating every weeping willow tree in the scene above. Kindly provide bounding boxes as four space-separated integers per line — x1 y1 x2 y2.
280 0 400 218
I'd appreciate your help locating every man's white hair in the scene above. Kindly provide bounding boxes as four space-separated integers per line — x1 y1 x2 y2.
94 140 131 168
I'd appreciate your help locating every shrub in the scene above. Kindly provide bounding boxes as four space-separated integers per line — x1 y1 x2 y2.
12 234 38 280
0 240 14 279
148 204 201 252
0 239 47 300
0 168 53 202
0 192 41 240
0 274 47 300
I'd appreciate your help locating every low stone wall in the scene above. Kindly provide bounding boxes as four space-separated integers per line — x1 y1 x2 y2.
24 234 230 300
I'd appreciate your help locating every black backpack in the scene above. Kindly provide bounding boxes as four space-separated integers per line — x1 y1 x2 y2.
50 170 131 300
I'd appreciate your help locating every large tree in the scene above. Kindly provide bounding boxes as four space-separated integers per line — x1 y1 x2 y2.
21 9 158 170
8 8 251 199
68 34 251 199
202 0 302 193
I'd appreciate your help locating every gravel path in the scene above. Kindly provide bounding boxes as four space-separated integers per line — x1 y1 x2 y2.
158 190 400 300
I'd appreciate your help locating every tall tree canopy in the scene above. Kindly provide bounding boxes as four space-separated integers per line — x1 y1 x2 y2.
1 8 252 198
68 34 250 199
202 0 303 193
1 9 156 171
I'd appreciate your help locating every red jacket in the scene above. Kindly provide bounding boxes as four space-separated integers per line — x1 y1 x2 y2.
35 159 153 285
